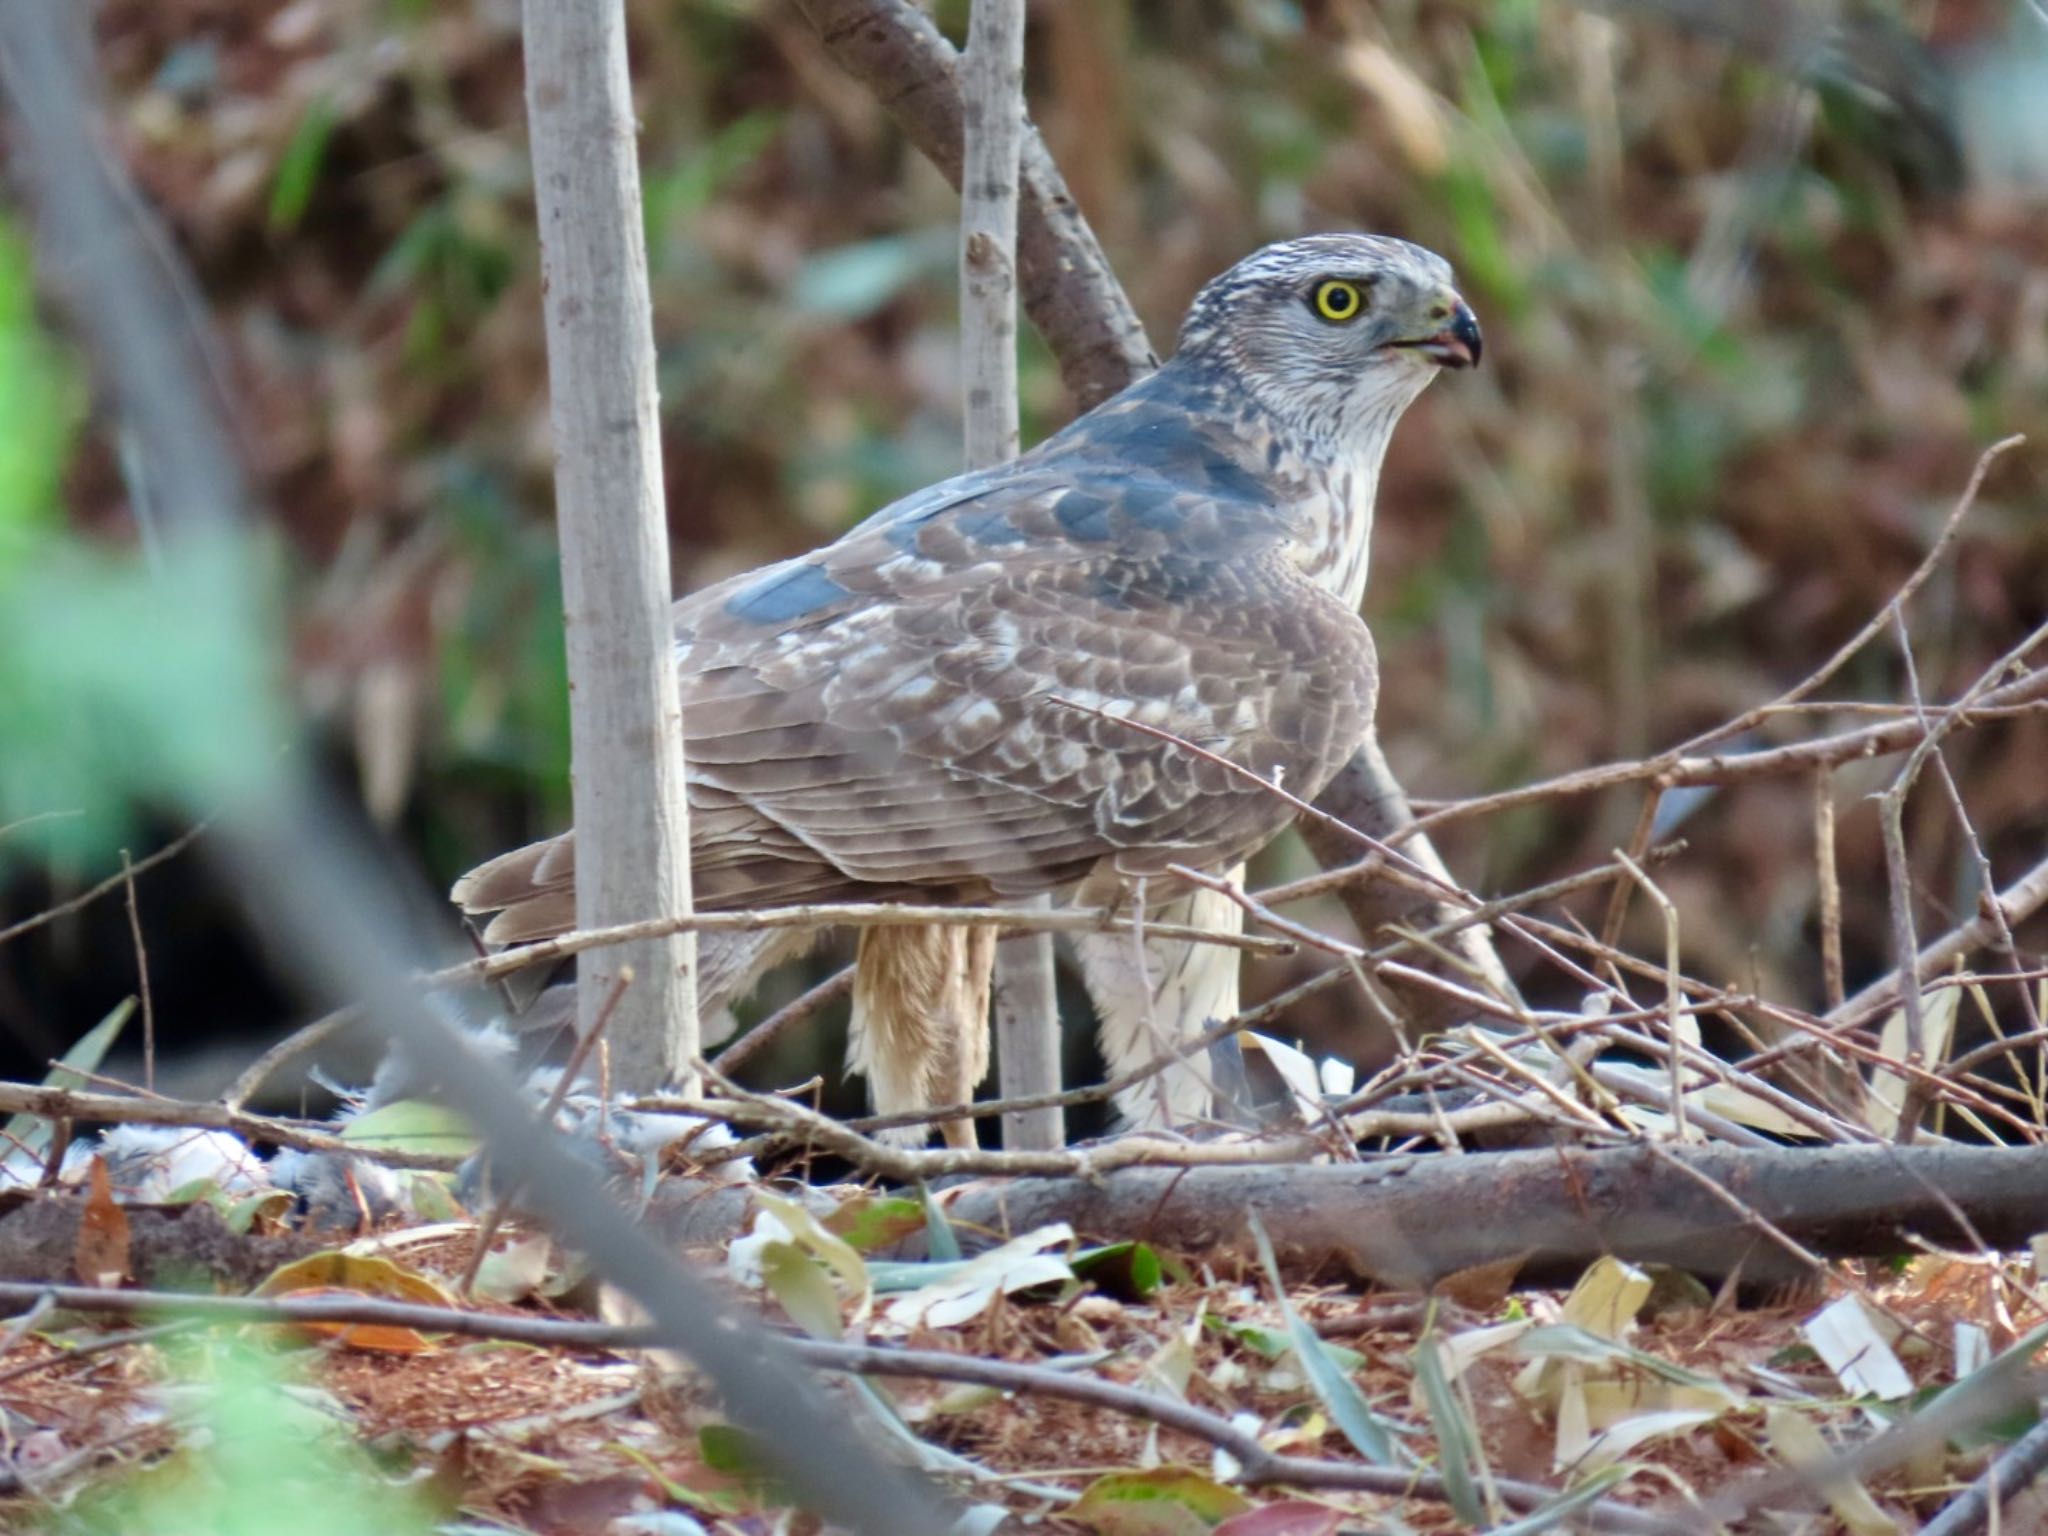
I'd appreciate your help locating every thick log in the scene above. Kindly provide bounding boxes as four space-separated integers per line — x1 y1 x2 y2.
924 1141 2048 1290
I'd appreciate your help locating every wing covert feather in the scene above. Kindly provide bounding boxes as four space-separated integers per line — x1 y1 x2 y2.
457 433 1377 938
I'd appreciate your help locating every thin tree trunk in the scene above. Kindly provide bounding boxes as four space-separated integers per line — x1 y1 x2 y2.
521 0 698 1090
958 0 1064 1151
959 0 1025 474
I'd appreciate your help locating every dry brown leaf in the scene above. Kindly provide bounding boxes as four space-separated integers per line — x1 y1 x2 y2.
73 1155 133 1290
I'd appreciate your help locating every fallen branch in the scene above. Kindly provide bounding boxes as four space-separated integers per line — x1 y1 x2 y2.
915 1141 2048 1290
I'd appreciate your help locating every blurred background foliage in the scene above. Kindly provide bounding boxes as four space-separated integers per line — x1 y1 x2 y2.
1 0 2044 1101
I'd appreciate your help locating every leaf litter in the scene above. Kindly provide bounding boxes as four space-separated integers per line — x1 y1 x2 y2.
7 1171 2047 1534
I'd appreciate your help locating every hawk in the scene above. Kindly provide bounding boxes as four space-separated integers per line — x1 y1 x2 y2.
454 234 1479 1140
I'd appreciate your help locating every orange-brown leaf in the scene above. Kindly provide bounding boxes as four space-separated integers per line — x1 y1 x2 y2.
73 1155 132 1289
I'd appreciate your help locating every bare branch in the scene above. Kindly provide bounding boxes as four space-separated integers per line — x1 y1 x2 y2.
426 898 1294 993
710 964 854 1074
0 822 207 950
1833 852 2048 1033
0 1080 462 1170
791 0 1154 409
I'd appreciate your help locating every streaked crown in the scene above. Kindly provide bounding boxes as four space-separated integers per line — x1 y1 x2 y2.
1174 233 1480 445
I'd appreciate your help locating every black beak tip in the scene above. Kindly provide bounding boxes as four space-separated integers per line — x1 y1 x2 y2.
1448 302 1483 368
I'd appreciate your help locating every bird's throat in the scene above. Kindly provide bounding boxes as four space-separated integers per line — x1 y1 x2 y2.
1284 426 1392 615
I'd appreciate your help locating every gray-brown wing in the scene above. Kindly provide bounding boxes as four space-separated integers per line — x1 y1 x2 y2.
455 464 1376 941
674 468 1376 903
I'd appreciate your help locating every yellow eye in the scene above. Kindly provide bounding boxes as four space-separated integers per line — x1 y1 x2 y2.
1311 279 1364 323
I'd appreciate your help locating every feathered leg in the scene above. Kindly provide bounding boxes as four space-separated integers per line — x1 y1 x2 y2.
848 924 995 1148
1073 877 1243 1130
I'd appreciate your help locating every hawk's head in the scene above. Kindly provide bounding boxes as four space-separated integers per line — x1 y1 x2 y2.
1176 233 1480 443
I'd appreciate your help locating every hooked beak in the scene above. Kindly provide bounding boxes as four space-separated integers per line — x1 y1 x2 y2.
1390 297 1482 369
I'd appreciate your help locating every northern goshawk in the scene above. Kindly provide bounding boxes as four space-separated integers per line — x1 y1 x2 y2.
454 233 1479 1139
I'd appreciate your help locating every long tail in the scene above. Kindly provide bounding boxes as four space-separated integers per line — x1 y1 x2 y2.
452 829 821 1046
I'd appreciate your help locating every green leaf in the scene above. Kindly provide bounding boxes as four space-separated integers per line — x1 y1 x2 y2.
405 1174 465 1225
760 1242 844 1340
918 1179 961 1262
1069 1467 1253 1535
789 230 952 320
339 1099 478 1158
881 1224 1074 1329
1486 1466 1632 1536
1204 1315 1292 1361
224 1189 296 1235
1915 1316 2048 1451
161 1176 221 1208
865 1256 971 1293
1413 1309 1486 1525
697 1423 794 1505
0 220 79 550
0 534 282 861
1073 1241 1164 1301
753 1190 870 1325
1247 1215 1401 1467
0 997 134 1175
269 94 336 232
1513 1324 1744 1407
611 1441 745 1516
825 1193 925 1253
59 1335 438 1534
644 110 781 241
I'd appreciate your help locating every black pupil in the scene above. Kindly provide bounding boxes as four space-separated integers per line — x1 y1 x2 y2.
1324 285 1354 314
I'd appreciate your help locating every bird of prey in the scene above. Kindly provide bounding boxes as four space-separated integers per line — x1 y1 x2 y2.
453 233 1479 1142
